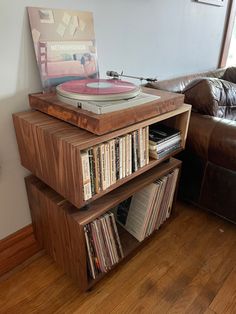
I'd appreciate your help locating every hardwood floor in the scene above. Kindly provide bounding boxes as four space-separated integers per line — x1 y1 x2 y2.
0 201 235 314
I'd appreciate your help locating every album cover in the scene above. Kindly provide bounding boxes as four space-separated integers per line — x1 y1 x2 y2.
27 7 99 91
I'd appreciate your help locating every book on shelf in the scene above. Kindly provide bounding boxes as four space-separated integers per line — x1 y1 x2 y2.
88 148 96 196
109 139 116 185
132 130 138 172
112 168 179 242
81 151 92 201
149 124 181 160
81 126 149 201
100 143 106 190
93 146 102 194
146 126 150 165
84 212 124 279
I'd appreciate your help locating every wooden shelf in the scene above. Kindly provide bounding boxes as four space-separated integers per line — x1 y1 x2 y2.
118 224 140 257
74 157 181 225
29 87 185 135
16 90 190 292
86 215 176 289
82 149 182 206
13 104 190 209
86 226 142 289
25 156 181 291
13 104 190 151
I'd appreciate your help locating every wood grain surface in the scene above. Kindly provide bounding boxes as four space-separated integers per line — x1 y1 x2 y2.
73 158 181 226
13 105 190 208
0 225 40 277
29 87 185 135
0 201 236 313
25 176 88 291
25 158 181 291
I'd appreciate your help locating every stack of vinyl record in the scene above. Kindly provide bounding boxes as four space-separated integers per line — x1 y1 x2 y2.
149 124 181 159
113 169 179 242
84 212 124 279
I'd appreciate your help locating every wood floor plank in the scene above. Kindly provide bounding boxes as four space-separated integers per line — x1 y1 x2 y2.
223 296 236 314
57 203 206 314
209 266 236 314
54 209 189 313
0 202 235 314
0 256 62 312
166 219 236 314
183 238 236 314
111 252 201 314
110 212 222 314
109 211 236 314
204 309 217 314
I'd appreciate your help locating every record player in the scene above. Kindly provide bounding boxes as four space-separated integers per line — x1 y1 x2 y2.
27 8 184 135
55 72 161 114
29 71 184 135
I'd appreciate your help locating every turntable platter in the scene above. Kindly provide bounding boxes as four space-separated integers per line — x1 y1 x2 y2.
56 79 140 101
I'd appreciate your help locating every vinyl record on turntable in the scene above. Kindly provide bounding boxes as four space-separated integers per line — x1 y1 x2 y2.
56 78 141 101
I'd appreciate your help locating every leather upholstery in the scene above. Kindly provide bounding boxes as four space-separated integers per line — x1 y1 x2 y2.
222 66 236 84
147 68 236 223
184 78 236 120
187 113 220 160
146 68 225 93
188 113 236 172
208 118 236 171
200 162 236 222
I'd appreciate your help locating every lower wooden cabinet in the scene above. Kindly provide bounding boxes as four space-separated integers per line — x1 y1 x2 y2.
26 158 181 291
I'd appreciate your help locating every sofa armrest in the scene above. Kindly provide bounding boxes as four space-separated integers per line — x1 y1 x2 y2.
187 112 236 171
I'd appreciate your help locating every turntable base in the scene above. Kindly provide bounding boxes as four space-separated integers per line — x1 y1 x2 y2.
29 87 184 135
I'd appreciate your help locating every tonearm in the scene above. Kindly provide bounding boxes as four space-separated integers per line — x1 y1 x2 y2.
106 70 157 83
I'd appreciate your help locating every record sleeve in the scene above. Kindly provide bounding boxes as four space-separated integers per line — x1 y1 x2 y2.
27 7 99 91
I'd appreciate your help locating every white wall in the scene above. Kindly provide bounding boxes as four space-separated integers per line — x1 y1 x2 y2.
0 0 229 239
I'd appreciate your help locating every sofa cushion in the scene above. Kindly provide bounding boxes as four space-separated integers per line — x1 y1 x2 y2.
145 68 225 93
183 78 236 119
222 67 236 84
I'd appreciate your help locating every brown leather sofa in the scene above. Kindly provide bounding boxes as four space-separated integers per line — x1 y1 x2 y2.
146 68 236 223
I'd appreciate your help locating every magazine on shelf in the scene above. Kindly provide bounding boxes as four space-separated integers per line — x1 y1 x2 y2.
149 124 181 160
149 124 180 145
